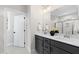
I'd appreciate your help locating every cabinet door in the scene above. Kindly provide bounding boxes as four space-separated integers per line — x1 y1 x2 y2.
51 46 69 54
51 46 59 54
55 40 79 54
44 38 51 54
44 49 50 54
35 35 44 54
51 40 69 54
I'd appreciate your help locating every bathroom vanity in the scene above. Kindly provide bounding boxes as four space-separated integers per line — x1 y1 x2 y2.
35 33 79 54
35 6 79 54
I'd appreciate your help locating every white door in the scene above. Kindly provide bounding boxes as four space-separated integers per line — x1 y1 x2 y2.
14 15 25 47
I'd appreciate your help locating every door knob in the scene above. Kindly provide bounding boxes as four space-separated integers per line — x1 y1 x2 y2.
13 32 16 33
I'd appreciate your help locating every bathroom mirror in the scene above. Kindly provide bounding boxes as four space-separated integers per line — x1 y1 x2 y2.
51 5 79 37
63 20 73 36
56 22 63 34
73 20 79 34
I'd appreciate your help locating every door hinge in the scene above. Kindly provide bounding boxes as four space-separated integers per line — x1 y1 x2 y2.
24 30 26 32
24 17 25 19
24 42 25 44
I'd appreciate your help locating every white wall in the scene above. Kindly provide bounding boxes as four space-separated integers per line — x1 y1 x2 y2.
0 9 4 53
0 16 4 53
0 5 29 13
43 11 52 31
30 6 43 52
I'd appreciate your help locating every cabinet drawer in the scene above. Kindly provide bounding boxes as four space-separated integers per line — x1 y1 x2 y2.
55 40 79 54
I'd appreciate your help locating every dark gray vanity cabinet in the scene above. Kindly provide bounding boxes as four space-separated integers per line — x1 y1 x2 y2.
43 38 51 54
35 35 51 54
50 40 69 54
54 40 79 54
35 35 44 54
51 46 69 54
35 35 79 54
35 35 69 54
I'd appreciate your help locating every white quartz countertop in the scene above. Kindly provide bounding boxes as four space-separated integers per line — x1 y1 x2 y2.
35 33 79 47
